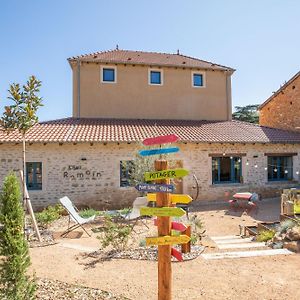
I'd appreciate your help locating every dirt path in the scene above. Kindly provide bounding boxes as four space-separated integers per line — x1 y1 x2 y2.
30 199 300 300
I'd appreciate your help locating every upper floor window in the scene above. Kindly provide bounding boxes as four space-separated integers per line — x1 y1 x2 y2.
212 156 242 184
101 66 117 83
26 162 42 190
268 156 293 181
149 69 163 85
192 71 205 88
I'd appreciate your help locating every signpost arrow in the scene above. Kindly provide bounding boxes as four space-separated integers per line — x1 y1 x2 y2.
154 219 187 232
171 248 183 262
146 235 190 246
143 134 179 146
139 147 179 157
147 193 193 204
140 207 186 217
135 183 174 193
144 168 189 181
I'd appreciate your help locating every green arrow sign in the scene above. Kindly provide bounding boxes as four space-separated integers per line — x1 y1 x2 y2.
140 206 186 217
144 168 189 181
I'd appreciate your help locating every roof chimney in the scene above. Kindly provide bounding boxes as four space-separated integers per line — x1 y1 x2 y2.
177 49 180 55
116 44 119 50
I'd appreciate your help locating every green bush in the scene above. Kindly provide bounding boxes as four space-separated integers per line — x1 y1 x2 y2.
279 220 296 234
257 230 275 242
0 173 36 299
79 208 100 218
35 204 64 228
98 216 133 252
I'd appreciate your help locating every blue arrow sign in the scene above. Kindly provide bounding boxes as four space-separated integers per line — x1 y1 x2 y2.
139 147 179 157
135 183 174 193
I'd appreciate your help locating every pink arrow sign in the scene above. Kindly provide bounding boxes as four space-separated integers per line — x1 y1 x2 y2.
143 134 179 146
154 219 187 232
171 247 183 262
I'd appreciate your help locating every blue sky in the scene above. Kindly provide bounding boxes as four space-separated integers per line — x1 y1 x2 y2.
1 0 299 121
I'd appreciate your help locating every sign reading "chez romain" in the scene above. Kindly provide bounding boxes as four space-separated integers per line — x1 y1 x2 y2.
63 165 102 180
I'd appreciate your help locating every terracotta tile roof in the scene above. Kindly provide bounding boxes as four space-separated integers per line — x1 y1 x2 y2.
68 49 234 72
1 118 300 144
259 70 300 109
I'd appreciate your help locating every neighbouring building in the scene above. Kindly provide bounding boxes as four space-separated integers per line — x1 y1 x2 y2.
1 49 300 210
259 70 300 132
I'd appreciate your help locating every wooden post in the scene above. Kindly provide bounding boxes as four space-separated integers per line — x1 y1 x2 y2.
181 225 191 253
19 170 42 242
155 160 172 300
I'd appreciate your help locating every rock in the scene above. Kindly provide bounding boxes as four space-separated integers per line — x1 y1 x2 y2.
283 241 300 252
286 227 300 241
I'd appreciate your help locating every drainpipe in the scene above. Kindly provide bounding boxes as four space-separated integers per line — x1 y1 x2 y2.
77 59 81 118
226 71 232 121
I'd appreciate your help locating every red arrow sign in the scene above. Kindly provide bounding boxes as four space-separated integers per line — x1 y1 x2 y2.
143 134 179 146
171 248 183 262
154 219 187 232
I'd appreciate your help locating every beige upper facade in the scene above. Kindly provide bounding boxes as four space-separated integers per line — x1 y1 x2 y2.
259 71 300 132
68 49 234 121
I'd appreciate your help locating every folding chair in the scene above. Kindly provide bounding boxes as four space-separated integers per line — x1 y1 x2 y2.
59 196 95 237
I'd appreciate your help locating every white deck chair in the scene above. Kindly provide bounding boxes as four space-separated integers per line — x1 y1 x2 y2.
59 196 95 237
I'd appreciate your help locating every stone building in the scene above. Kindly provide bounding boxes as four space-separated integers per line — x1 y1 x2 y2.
1 49 300 210
259 71 300 132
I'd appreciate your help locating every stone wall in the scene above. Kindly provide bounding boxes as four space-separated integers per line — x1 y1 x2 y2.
0 142 299 210
260 75 300 132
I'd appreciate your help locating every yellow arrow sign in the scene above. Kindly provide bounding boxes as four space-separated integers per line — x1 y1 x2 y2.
144 168 189 181
146 235 190 246
140 206 186 217
147 193 193 204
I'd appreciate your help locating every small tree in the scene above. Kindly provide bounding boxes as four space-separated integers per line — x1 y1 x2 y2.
0 173 36 299
0 76 43 207
232 104 259 124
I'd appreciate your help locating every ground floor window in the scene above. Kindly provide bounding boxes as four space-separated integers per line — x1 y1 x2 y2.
268 156 293 181
212 157 242 184
120 161 135 187
26 162 42 190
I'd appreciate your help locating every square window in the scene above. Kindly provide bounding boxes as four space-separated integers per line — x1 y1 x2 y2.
26 162 42 190
120 161 135 187
102 68 115 82
150 71 161 85
193 73 203 87
212 157 242 184
267 156 292 181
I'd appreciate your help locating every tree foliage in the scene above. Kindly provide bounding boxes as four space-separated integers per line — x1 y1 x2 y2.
232 104 259 124
0 76 42 134
0 173 36 299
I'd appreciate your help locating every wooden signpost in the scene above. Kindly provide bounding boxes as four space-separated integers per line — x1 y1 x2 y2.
144 168 189 181
147 193 192 204
137 134 193 300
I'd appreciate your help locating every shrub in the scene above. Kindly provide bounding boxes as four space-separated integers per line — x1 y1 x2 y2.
35 204 64 228
257 230 275 242
279 220 296 234
0 173 36 299
79 208 100 219
98 216 133 252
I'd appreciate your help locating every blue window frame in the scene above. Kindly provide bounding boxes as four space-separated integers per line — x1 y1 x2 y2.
268 156 292 181
120 161 135 187
102 68 115 82
193 73 203 87
150 71 161 84
212 157 242 184
26 162 42 190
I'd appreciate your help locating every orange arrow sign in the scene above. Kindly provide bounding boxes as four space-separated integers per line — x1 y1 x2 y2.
147 193 192 204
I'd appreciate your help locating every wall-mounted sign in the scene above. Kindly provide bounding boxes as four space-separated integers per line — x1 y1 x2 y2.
63 165 102 180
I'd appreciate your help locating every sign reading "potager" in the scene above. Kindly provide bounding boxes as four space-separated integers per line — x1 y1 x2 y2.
144 168 189 181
